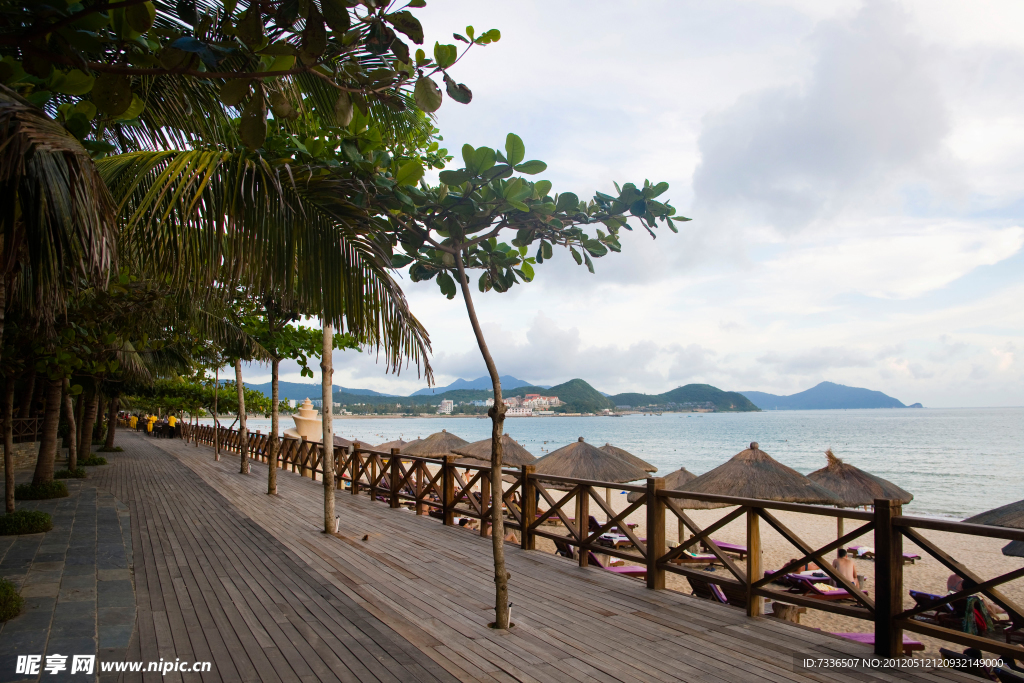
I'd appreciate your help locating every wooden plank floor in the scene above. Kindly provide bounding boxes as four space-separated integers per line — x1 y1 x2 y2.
90 434 456 683
129 434 973 683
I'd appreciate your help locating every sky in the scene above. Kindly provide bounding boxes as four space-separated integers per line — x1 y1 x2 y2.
248 0 1024 407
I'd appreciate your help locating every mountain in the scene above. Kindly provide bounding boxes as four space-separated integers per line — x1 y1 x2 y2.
247 381 398 401
411 375 546 396
536 378 615 413
740 382 907 410
608 384 759 412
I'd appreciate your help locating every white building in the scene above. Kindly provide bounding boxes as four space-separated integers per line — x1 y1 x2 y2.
505 407 533 417
438 399 454 414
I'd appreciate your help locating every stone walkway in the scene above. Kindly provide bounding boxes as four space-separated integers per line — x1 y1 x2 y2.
0 470 135 683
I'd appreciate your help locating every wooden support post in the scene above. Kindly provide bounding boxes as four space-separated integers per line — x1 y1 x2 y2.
415 464 424 515
874 499 903 656
350 444 360 495
480 468 491 538
299 436 309 477
336 446 345 490
837 515 845 541
578 487 590 568
255 431 261 462
389 449 401 508
520 465 536 550
646 477 666 590
442 455 455 526
370 453 377 499
747 508 763 617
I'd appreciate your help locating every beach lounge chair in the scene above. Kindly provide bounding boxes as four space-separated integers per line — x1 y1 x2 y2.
687 574 722 602
833 632 923 656
699 539 748 560
908 590 955 623
553 539 575 559
849 545 922 565
671 550 718 565
793 576 860 601
686 575 749 608
586 551 647 580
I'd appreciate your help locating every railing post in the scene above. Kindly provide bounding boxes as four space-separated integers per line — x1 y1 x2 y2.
255 431 261 462
351 443 361 495
442 455 455 525
874 498 903 656
389 449 401 508
578 486 590 568
520 465 536 549
415 462 424 515
370 452 378 499
746 507 763 617
334 446 343 489
646 477 665 590
479 466 491 538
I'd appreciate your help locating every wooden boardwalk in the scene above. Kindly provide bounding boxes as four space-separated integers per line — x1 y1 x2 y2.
109 433 973 683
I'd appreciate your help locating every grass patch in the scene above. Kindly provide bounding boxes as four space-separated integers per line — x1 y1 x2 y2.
54 467 87 479
0 510 53 535
79 456 107 466
97 446 122 453
14 481 69 500
0 578 22 621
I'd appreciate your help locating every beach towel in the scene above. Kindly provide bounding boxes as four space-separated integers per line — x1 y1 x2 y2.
963 596 994 636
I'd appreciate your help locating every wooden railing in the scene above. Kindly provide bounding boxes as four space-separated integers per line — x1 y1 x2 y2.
180 422 1024 659
0 417 42 443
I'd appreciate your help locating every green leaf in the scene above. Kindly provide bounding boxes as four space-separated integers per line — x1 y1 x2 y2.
391 254 414 268
240 86 267 150
477 28 501 44
583 239 608 257
473 146 496 173
334 90 353 126
126 1 156 32
505 133 525 166
555 192 579 212
502 177 523 199
50 69 94 95
584 252 595 273
115 93 145 120
534 180 552 198
630 199 647 216
443 73 472 104
466 26 476 40
438 169 469 185
437 271 457 299
508 199 528 212
268 54 295 72
514 160 547 175
414 76 442 112
322 0 350 32
258 41 297 55
91 74 133 116
541 241 553 260
570 246 582 265
236 7 263 48
386 11 423 44
650 181 670 198
433 42 457 68
269 91 296 120
299 8 327 64
518 261 535 282
395 159 424 186
220 78 250 106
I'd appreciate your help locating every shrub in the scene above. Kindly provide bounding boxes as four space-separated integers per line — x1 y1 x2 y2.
0 510 53 535
97 446 122 453
80 456 107 466
0 578 22 621
14 481 69 500
54 468 87 479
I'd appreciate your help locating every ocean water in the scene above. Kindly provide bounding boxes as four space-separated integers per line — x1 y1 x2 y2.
199 407 1023 520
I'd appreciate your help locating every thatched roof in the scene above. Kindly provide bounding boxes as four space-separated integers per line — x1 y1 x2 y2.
600 444 657 473
1002 540 1024 558
333 435 353 448
627 466 696 503
400 430 469 458
374 438 410 452
533 437 647 484
807 449 913 507
677 442 842 509
964 499 1024 529
452 434 536 466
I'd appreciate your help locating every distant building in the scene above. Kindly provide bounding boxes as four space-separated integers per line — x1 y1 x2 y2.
505 407 533 417
470 400 488 407
615 405 632 410
288 399 297 409
438 399 454 414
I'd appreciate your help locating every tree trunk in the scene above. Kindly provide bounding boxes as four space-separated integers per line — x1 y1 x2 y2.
104 396 118 449
268 357 279 495
4 379 15 513
321 326 335 533
235 359 248 474
32 379 63 485
455 252 510 629
78 388 99 460
74 391 85 456
62 379 77 470
18 370 36 419
213 366 220 461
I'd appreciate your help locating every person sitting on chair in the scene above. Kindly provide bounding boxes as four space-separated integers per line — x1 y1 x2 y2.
832 549 859 588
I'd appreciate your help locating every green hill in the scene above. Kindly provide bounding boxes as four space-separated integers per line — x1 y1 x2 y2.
526 378 615 413
608 384 759 412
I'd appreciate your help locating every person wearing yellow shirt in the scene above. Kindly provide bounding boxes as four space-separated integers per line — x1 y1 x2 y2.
129 415 138 430
167 414 177 438
147 415 157 434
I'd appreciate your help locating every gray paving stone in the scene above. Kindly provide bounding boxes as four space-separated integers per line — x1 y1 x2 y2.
61 564 95 577
96 580 133 608
98 622 133 649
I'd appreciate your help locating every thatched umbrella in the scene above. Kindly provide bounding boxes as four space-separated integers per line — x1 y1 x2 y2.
807 449 913 538
600 443 657 473
375 438 410 452
678 442 842 509
534 437 646 510
452 434 536 466
401 429 468 457
964 499 1024 558
333 435 353 448
628 466 697 542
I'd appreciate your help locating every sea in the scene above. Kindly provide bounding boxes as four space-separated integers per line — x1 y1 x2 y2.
198 407 1023 521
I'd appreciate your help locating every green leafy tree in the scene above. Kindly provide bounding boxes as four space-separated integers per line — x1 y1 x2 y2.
356 133 686 629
